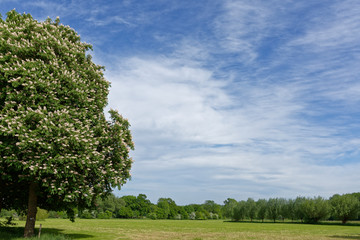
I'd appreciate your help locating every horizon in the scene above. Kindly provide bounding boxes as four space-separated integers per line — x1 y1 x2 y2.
1 0 360 205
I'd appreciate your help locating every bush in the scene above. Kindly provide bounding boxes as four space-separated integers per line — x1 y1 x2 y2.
116 206 133 218
0 209 18 219
0 216 17 226
195 211 206 220
48 211 68 219
79 209 95 219
148 212 157 220
36 208 49 221
97 210 113 219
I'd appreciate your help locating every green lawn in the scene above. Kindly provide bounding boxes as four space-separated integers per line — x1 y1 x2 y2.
1 219 360 240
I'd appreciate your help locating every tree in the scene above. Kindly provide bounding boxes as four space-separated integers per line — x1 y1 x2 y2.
120 195 151 218
256 199 267 222
277 198 288 221
285 199 296 222
246 198 257 222
178 206 189 220
136 194 152 217
233 200 248 221
203 200 222 218
183 205 195 216
301 197 330 223
166 198 179 219
157 198 170 219
95 193 126 218
96 194 116 214
330 194 360 224
116 206 133 218
267 198 280 223
0 11 134 237
294 196 306 222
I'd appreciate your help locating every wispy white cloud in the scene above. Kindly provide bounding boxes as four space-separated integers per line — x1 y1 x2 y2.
291 0 360 50
212 0 290 63
86 15 132 27
22 0 133 28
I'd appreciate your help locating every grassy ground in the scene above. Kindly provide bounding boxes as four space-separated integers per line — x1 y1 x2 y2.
1 219 360 240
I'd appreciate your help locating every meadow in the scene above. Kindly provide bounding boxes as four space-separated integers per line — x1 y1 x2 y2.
1 219 360 240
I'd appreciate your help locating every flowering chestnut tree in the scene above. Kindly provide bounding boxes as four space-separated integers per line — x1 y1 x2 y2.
0 11 134 237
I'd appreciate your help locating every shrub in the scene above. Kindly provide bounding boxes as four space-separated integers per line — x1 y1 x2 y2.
79 209 95 219
48 211 68 219
148 212 157 220
97 210 113 219
36 208 49 221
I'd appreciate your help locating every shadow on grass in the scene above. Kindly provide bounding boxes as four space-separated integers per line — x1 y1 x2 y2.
329 235 360 240
0 226 93 239
223 220 360 227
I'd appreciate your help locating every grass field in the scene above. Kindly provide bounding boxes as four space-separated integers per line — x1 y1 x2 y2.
1 219 360 240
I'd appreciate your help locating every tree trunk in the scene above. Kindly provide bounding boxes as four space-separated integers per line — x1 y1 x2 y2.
24 182 38 238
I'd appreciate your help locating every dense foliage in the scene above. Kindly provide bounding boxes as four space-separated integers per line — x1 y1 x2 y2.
0 10 133 237
224 193 360 224
2 192 354 223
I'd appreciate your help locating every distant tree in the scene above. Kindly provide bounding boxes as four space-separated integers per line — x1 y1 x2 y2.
256 199 267 222
267 198 281 223
184 205 195 215
116 206 133 218
195 211 206 220
136 194 152 217
294 197 306 222
166 198 181 219
95 193 126 218
96 194 116 214
0 10 134 237
119 194 152 218
277 198 288 222
246 198 258 222
178 206 189 220
233 200 248 221
189 204 209 220
285 199 297 222
330 194 360 224
301 197 330 223
223 198 237 219
157 198 170 219
203 200 222 219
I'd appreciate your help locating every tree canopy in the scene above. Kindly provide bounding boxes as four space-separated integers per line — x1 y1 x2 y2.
0 10 134 237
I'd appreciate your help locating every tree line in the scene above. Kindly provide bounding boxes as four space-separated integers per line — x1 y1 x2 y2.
223 193 360 224
3 192 358 224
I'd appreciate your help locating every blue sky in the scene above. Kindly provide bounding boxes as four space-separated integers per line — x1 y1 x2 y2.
2 0 360 205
